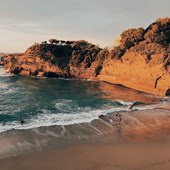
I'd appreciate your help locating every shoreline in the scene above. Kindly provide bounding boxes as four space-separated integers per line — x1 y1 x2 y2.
1 64 168 99
0 100 170 169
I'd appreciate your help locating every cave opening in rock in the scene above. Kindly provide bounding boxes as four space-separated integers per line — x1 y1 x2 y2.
165 88 170 96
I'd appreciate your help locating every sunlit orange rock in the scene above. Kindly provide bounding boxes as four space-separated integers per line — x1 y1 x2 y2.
2 18 170 96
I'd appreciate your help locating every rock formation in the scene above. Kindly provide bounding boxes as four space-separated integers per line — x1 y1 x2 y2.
2 17 170 96
2 40 102 78
98 17 170 96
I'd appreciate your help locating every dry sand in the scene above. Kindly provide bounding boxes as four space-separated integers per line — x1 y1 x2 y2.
0 136 170 170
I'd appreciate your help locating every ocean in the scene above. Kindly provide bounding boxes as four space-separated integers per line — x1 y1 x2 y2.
0 66 156 133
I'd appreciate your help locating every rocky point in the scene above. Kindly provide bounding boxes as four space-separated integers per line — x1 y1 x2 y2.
2 18 170 96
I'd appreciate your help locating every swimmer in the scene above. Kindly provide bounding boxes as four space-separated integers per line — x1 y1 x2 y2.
20 116 25 125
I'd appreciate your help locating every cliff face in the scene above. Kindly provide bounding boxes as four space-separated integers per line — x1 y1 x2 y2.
98 17 170 96
2 18 170 96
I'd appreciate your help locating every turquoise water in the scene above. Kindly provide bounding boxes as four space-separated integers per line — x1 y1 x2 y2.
0 67 136 133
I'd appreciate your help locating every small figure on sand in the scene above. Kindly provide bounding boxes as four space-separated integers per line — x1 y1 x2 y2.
109 119 113 125
128 104 134 110
20 116 25 125
98 114 105 119
115 113 121 126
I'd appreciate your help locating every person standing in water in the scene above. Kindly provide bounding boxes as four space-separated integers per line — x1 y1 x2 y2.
20 116 25 125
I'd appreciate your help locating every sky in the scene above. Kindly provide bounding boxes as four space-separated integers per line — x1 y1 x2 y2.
0 0 170 53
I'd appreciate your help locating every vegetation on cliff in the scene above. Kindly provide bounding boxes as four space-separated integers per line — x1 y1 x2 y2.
109 17 169 60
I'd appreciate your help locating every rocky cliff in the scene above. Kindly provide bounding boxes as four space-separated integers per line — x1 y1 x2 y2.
2 18 170 96
2 40 102 78
99 17 170 96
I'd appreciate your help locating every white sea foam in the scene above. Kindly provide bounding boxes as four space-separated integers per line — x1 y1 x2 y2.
2 88 17 94
0 84 18 95
117 100 134 106
0 83 9 89
0 68 12 77
0 103 128 133
54 99 91 113
0 96 160 134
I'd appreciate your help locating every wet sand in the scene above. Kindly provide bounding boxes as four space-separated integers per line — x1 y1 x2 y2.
98 81 160 103
1 136 170 170
0 91 170 170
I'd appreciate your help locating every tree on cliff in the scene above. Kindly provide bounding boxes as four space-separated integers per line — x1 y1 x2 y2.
71 40 95 50
49 39 59 44
120 28 145 49
144 17 170 46
70 40 101 68
108 28 145 59
108 46 125 59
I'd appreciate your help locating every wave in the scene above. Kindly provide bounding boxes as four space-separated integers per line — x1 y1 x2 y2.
0 101 127 133
2 88 17 95
0 83 18 95
0 68 12 77
0 110 108 133
0 83 9 89
0 100 158 134
54 99 91 113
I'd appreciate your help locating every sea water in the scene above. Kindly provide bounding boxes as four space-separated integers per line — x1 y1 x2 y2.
0 66 149 133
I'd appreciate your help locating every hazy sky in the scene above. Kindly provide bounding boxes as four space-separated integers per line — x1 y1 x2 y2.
0 0 169 52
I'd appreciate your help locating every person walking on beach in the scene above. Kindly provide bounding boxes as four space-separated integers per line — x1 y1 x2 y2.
128 104 134 110
115 113 121 126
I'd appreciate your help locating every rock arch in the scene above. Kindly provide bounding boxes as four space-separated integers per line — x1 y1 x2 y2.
165 88 170 96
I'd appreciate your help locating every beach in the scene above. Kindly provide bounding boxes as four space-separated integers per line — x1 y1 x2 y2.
0 1 169 169
1 138 170 170
0 100 170 170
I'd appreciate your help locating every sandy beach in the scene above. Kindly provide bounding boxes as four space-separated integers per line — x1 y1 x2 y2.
0 0 169 169
0 99 170 170
1 138 170 170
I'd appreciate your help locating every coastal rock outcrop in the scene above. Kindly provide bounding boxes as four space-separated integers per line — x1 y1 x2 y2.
2 17 170 96
2 41 102 78
99 17 170 96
